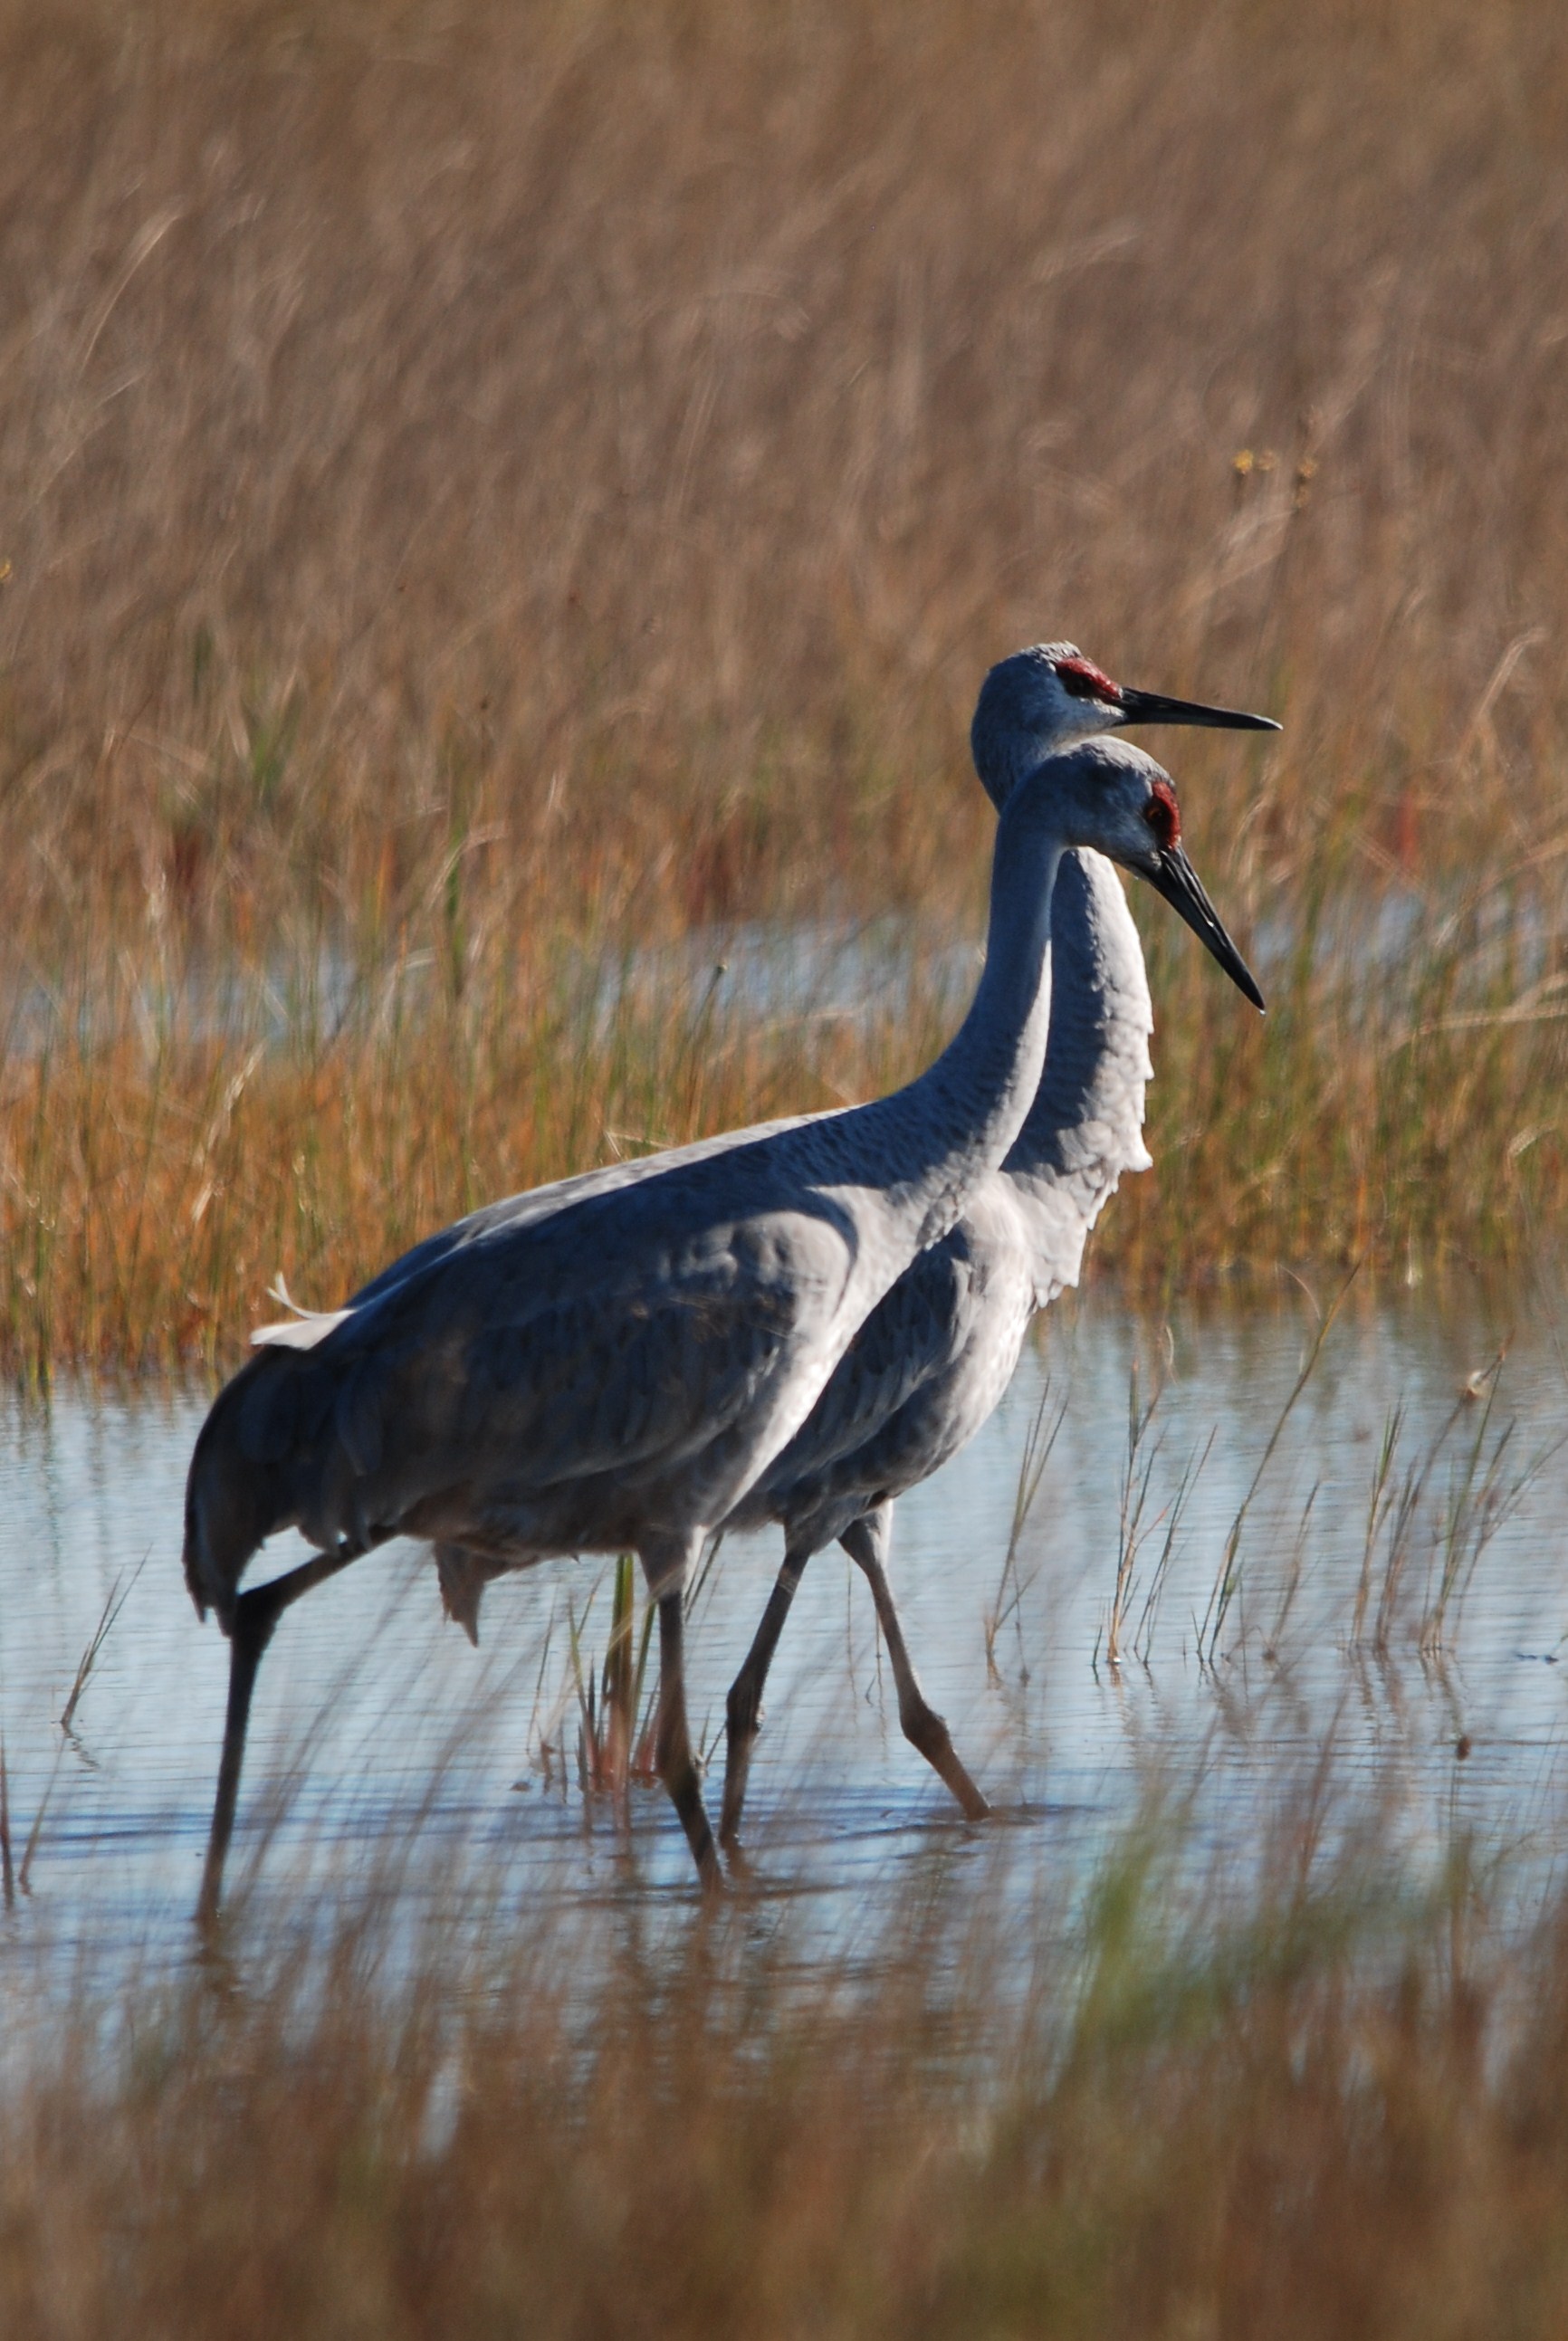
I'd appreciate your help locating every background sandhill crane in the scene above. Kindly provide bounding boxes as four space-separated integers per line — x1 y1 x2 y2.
710 656 1275 1840
185 709 1242 1913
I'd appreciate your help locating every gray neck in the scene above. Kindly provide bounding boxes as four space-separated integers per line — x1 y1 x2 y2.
827 797 1064 1250
1002 847 1154 1284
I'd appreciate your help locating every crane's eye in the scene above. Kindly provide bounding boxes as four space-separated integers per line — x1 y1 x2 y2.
1054 655 1122 703
1142 780 1181 849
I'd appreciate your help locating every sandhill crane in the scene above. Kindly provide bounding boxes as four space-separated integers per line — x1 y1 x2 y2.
433 645 1275 1844
715 856 1174 1835
185 664 1262 1913
709 654 1276 1840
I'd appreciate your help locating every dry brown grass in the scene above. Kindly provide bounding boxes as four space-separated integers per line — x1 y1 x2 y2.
6 1811 1568 2339
3 0 1568 1367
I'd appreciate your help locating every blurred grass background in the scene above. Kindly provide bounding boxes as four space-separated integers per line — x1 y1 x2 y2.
7 1800 1568 2341
3 0 1567 1371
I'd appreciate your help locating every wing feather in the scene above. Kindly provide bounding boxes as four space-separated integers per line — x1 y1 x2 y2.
270 1193 851 1552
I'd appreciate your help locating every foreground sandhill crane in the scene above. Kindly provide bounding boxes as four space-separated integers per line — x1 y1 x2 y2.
186 660 1263 1912
717 855 1172 1836
711 656 1275 1839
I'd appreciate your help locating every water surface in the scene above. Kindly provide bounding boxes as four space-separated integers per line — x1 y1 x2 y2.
4 1286 1568 1974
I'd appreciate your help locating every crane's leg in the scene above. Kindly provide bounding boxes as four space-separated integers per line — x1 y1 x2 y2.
719 1539 813 1851
841 1505 990 1822
642 1537 722 1894
197 1542 366 1931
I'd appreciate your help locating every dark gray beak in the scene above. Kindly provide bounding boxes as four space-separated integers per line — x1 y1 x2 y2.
1143 843 1266 1011
1118 687 1280 733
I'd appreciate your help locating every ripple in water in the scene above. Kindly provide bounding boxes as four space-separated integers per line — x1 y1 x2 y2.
3 1285 1567 1978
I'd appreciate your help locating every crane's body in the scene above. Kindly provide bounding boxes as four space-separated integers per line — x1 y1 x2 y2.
185 683 1263 1911
432 847 1157 1832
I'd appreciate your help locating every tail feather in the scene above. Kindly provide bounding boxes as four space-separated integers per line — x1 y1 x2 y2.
435 1543 494 1647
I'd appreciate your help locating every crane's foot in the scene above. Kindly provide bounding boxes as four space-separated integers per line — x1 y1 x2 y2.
719 1685 763 1852
900 1698 991 1823
676 1801 724 1897
722 1837 762 1888
663 1759 723 1895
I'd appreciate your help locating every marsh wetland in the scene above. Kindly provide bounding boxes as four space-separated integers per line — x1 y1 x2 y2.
7 0 1568 2330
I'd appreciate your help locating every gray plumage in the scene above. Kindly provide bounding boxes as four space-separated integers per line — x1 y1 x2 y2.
712 847 1153 1835
185 684 1226 1912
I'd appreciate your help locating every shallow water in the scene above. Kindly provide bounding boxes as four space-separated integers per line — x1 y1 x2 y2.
10 874 1525 1067
3 1285 1568 1973
0 910 976 1065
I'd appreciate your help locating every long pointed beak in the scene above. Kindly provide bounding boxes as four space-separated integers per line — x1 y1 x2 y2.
1118 687 1280 733
1143 843 1266 1011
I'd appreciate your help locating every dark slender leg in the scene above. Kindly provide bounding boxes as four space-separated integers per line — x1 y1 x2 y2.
842 1505 990 1822
719 1544 811 1850
643 1541 721 1893
196 1543 365 1930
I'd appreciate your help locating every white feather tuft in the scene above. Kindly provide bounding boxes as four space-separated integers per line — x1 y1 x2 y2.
249 1273 351 1350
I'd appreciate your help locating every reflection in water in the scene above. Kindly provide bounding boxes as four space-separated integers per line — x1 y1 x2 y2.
3 1289 1567 1973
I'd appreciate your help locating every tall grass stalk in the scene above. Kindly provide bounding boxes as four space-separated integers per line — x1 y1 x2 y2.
1340 1362 1554 1659
1104 1352 1166 1669
1264 1482 1319 1662
1200 1270 1355 1665
1132 1426 1214 1668
0 1738 12 1911
1353 1404 1407 1649
58 1549 148 1737
984 1376 1064 1682
572 1555 658 1799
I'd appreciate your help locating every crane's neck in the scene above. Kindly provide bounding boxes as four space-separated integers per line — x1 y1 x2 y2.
1002 848 1154 1297
830 795 1064 1252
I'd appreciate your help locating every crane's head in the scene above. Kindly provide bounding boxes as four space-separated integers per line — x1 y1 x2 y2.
1032 736 1265 1011
970 641 1279 810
